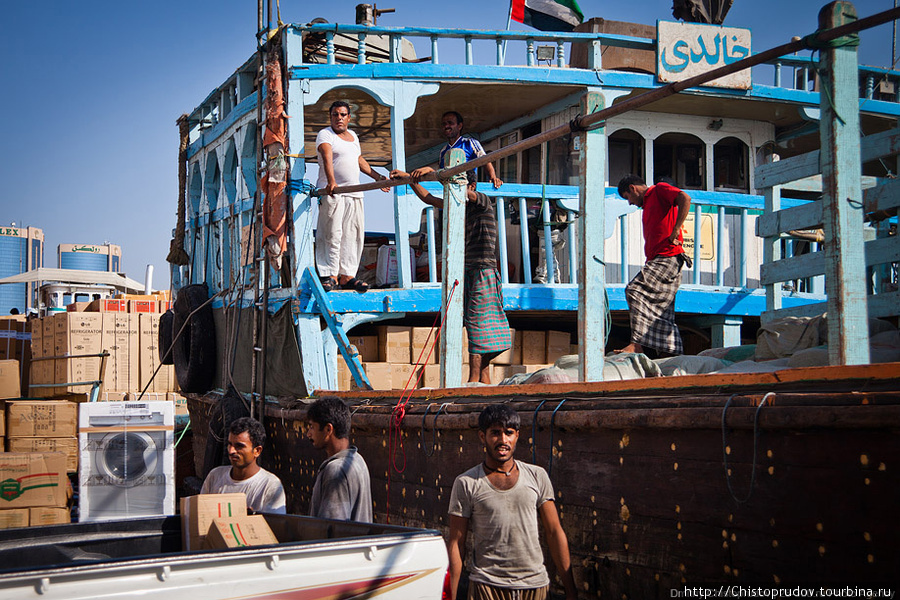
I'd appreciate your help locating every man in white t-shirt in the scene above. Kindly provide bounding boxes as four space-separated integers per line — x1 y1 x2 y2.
315 100 388 293
447 404 577 600
201 417 286 514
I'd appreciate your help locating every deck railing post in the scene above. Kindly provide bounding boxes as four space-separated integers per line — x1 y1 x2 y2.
519 197 533 283
740 208 748 288
818 0 870 365
541 198 555 283
716 206 725 286
497 198 510 284
357 33 367 65
439 149 467 388
567 209 577 284
578 91 606 382
426 206 437 282
527 39 535 66
431 36 439 64
692 203 701 284
326 32 335 65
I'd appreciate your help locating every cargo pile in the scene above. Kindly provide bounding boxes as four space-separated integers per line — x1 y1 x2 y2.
29 293 185 413
336 325 576 390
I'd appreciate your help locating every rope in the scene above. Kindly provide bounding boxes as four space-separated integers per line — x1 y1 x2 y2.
386 278 459 522
421 402 450 457
547 399 567 477
721 392 775 504
531 399 549 464
167 115 190 266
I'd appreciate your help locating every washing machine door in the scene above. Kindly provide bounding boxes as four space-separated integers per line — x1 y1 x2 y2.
97 432 159 487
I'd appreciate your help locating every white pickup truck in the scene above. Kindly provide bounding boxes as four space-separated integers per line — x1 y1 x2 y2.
0 514 448 599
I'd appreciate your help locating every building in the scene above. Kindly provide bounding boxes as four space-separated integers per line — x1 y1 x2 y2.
0 224 43 314
58 243 122 273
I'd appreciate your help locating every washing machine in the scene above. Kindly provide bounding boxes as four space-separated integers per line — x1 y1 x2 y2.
78 401 175 522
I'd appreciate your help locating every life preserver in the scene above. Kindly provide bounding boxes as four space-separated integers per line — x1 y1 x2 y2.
158 310 175 365
172 283 217 393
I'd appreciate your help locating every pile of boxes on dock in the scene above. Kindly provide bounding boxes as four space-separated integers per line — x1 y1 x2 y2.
29 293 185 414
336 326 576 390
0 370 72 529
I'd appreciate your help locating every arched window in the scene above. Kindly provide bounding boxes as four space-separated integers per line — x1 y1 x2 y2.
653 132 705 190
713 137 749 192
608 129 645 185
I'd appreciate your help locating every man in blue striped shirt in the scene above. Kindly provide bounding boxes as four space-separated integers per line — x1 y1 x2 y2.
438 111 503 189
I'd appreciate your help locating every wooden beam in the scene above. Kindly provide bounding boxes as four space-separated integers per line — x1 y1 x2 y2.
756 201 823 238
578 91 607 382
439 149 466 388
819 1 869 366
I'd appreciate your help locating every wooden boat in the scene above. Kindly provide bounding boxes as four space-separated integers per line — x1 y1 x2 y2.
173 1 900 595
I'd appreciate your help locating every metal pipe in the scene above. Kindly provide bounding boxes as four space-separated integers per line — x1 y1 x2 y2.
322 6 900 198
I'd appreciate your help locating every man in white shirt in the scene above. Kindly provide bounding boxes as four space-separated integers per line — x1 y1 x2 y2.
201 417 286 514
315 100 388 293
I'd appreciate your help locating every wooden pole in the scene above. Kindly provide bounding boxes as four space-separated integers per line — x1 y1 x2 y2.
439 149 466 388
819 1 870 365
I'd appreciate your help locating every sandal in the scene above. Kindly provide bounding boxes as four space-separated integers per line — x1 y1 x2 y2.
340 277 369 293
320 277 337 292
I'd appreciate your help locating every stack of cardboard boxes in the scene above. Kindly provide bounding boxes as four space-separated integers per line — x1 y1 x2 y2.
0 316 30 394
29 293 183 415
0 452 70 529
336 326 576 390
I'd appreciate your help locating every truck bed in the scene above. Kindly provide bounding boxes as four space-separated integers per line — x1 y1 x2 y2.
0 514 448 599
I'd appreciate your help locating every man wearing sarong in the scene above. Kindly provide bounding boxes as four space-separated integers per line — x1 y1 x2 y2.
390 168 511 383
616 174 692 356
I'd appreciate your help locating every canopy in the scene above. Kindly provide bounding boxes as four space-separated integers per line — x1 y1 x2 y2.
0 268 146 293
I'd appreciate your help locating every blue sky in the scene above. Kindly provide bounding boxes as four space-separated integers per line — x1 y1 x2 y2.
0 1 893 290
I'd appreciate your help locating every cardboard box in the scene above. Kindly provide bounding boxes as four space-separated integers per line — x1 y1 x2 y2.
159 300 173 313
203 515 278 549
493 364 528 384
29 506 70 526
546 331 572 365
6 401 78 437
377 326 411 364
355 362 392 390
169 392 188 417
420 364 441 388
7 437 78 473
0 453 68 508
391 364 417 390
66 302 91 313
492 329 521 365
0 316 28 363
346 335 378 363
336 356 352 391
0 360 20 400
101 313 139 393
53 313 104 394
180 493 248 551
0 402 4 436
0 509 29 529
87 298 127 313
139 314 175 393
29 319 53 397
100 391 131 402
521 331 547 365
411 328 439 364
129 300 158 314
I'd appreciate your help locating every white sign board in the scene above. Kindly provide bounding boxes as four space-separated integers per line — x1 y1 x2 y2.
657 21 752 90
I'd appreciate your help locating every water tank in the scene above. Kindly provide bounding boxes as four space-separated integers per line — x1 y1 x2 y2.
58 243 122 272
0 225 43 314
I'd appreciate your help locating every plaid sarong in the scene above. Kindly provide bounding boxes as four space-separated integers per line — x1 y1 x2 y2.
464 268 511 355
625 254 685 355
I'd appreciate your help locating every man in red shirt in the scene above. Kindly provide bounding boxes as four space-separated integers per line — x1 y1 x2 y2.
616 175 692 356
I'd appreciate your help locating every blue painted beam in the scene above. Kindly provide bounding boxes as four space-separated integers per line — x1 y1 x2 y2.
305 284 823 318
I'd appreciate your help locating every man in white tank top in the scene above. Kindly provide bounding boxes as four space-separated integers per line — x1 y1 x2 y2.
315 100 388 293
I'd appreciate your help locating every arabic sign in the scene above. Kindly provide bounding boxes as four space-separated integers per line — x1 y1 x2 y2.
71 245 101 253
657 21 751 90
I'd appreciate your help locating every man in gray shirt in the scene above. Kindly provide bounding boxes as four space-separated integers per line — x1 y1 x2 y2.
306 398 372 522
447 404 577 600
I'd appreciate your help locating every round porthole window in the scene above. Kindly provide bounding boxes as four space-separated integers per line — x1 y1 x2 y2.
98 432 159 487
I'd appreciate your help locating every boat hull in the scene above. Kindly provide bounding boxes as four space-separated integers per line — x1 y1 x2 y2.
188 363 900 596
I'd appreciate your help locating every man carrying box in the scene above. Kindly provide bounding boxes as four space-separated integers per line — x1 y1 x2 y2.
201 417 286 514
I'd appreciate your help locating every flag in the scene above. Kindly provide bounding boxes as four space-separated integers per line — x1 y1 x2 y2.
510 0 584 32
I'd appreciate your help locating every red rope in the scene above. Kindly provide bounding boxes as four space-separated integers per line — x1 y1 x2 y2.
386 279 459 523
